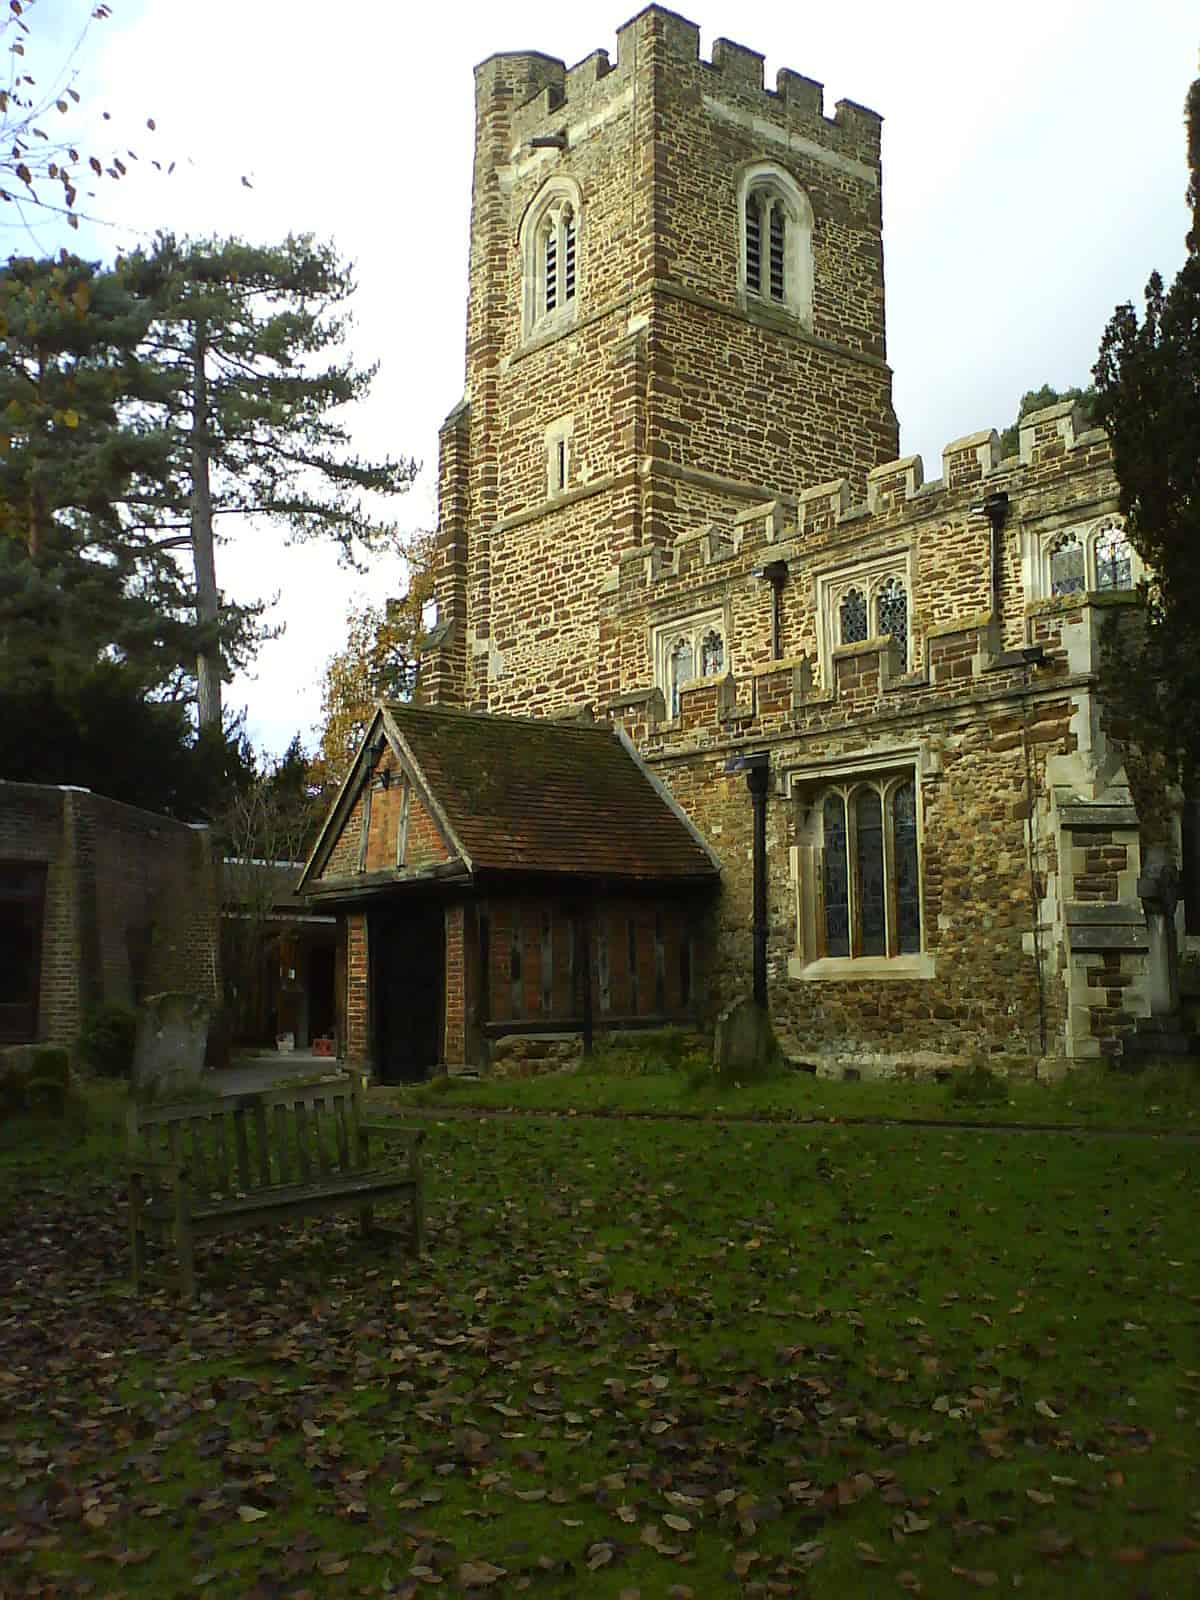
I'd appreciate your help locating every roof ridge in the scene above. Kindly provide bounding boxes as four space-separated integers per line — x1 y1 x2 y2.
383 701 614 736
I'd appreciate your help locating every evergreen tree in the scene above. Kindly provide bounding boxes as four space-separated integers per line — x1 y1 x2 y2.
0 250 260 697
120 234 419 727
997 384 1097 458
1092 68 1200 771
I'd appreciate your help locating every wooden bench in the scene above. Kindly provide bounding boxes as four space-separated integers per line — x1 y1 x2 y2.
127 1073 423 1301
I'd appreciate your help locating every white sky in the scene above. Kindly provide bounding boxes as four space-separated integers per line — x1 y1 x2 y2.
7 0 1197 758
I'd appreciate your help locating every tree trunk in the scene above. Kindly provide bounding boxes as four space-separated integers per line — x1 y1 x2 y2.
190 320 222 728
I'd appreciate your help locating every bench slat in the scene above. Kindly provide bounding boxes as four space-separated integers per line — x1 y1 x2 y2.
234 1109 251 1191
334 1095 350 1172
273 1103 291 1185
295 1102 312 1182
189 1117 209 1192
313 1100 330 1177
214 1114 230 1195
253 1101 271 1188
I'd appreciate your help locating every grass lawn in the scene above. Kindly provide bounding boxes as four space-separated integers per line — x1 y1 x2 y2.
387 1046 1200 1135
1 1085 1198 1598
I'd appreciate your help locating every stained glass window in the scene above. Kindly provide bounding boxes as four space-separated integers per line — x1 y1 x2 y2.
816 776 921 962
822 793 850 957
840 587 868 645
855 788 886 956
1050 533 1085 596
1094 524 1132 592
876 577 908 669
669 638 694 718
700 629 724 677
893 780 920 954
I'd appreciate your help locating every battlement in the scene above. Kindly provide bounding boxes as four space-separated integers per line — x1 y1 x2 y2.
481 6 881 158
607 398 1112 604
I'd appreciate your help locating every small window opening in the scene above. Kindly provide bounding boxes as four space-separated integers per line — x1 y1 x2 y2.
768 203 786 300
840 587 868 645
745 195 762 294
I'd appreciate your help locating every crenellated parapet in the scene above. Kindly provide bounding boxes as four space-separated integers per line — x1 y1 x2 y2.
485 6 882 166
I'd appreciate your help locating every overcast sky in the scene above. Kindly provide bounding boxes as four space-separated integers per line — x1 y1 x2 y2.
7 0 1196 758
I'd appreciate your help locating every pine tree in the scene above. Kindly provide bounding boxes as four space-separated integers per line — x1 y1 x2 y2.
120 234 419 727
1093 68 1200 770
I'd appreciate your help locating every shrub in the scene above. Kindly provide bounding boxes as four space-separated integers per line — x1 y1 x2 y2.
949 1061 1008 1106
77 1005 138 1079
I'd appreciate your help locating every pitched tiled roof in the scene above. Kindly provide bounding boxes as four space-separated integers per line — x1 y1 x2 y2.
383 703 719 882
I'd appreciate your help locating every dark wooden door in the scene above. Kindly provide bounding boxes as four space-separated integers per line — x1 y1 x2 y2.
370 905 444 1083
0 864 46 1045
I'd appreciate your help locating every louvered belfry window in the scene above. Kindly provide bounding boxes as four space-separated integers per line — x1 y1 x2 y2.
745 188 787 303
745 195 762 293
768 203 786 300
541 205 576 321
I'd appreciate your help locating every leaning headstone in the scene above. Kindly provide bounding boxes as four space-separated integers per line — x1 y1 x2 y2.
713 997 778 1080
133 992 210 1099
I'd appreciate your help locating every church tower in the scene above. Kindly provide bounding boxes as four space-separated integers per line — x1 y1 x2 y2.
420 6 899 714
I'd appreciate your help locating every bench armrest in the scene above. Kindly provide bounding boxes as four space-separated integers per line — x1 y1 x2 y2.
127 1155 187 1178
359 1123 425 1143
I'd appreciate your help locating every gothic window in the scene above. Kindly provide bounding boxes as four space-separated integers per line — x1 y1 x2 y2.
1094 523 1133 591
1035 516 1138 601
668 638 695 718
541 204 575 318
520 178 582 340
737 163 813 327
653 612 728 719
818 777 922 961
876 577 908 669
1049 532 1086 596
840 587 868 645
700 628 724 676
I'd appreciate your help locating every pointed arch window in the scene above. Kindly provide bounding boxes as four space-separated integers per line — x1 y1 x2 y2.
1036 516 1139 600
737 163 813 327
840 587 868 645
876 577 908 669
521 178 582 340
817 776 923 961
653 612 728 719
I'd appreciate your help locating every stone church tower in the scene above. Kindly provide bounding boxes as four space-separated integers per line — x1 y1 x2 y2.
306 7 1167 1082
421 5 899 715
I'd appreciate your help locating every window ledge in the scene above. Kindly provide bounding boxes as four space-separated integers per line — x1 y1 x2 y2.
789 953 936 982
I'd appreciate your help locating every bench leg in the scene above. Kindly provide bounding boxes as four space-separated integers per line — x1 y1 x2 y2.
129 1177 146 1295
410 1183 424 1257
174 1187 195 1304
359 1204 375 1239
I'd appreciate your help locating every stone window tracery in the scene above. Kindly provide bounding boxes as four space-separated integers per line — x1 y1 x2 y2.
1032 515 1139 601
520 177 582 341
876 577 908 669
816 776 922 962
653 612 728 719
736 163 813 328
839 587 868 645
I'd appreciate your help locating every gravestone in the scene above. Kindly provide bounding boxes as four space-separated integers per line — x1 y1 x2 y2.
132 992 210 1098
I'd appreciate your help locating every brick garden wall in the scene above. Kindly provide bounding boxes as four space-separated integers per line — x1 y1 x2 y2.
0 782 220 1048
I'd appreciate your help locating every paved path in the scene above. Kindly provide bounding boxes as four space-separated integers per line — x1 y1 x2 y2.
209 1056 350 1097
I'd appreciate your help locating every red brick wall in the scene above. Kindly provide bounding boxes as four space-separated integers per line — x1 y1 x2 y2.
0 782 220 1047
444 905 466 1065
345 913 370 1064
